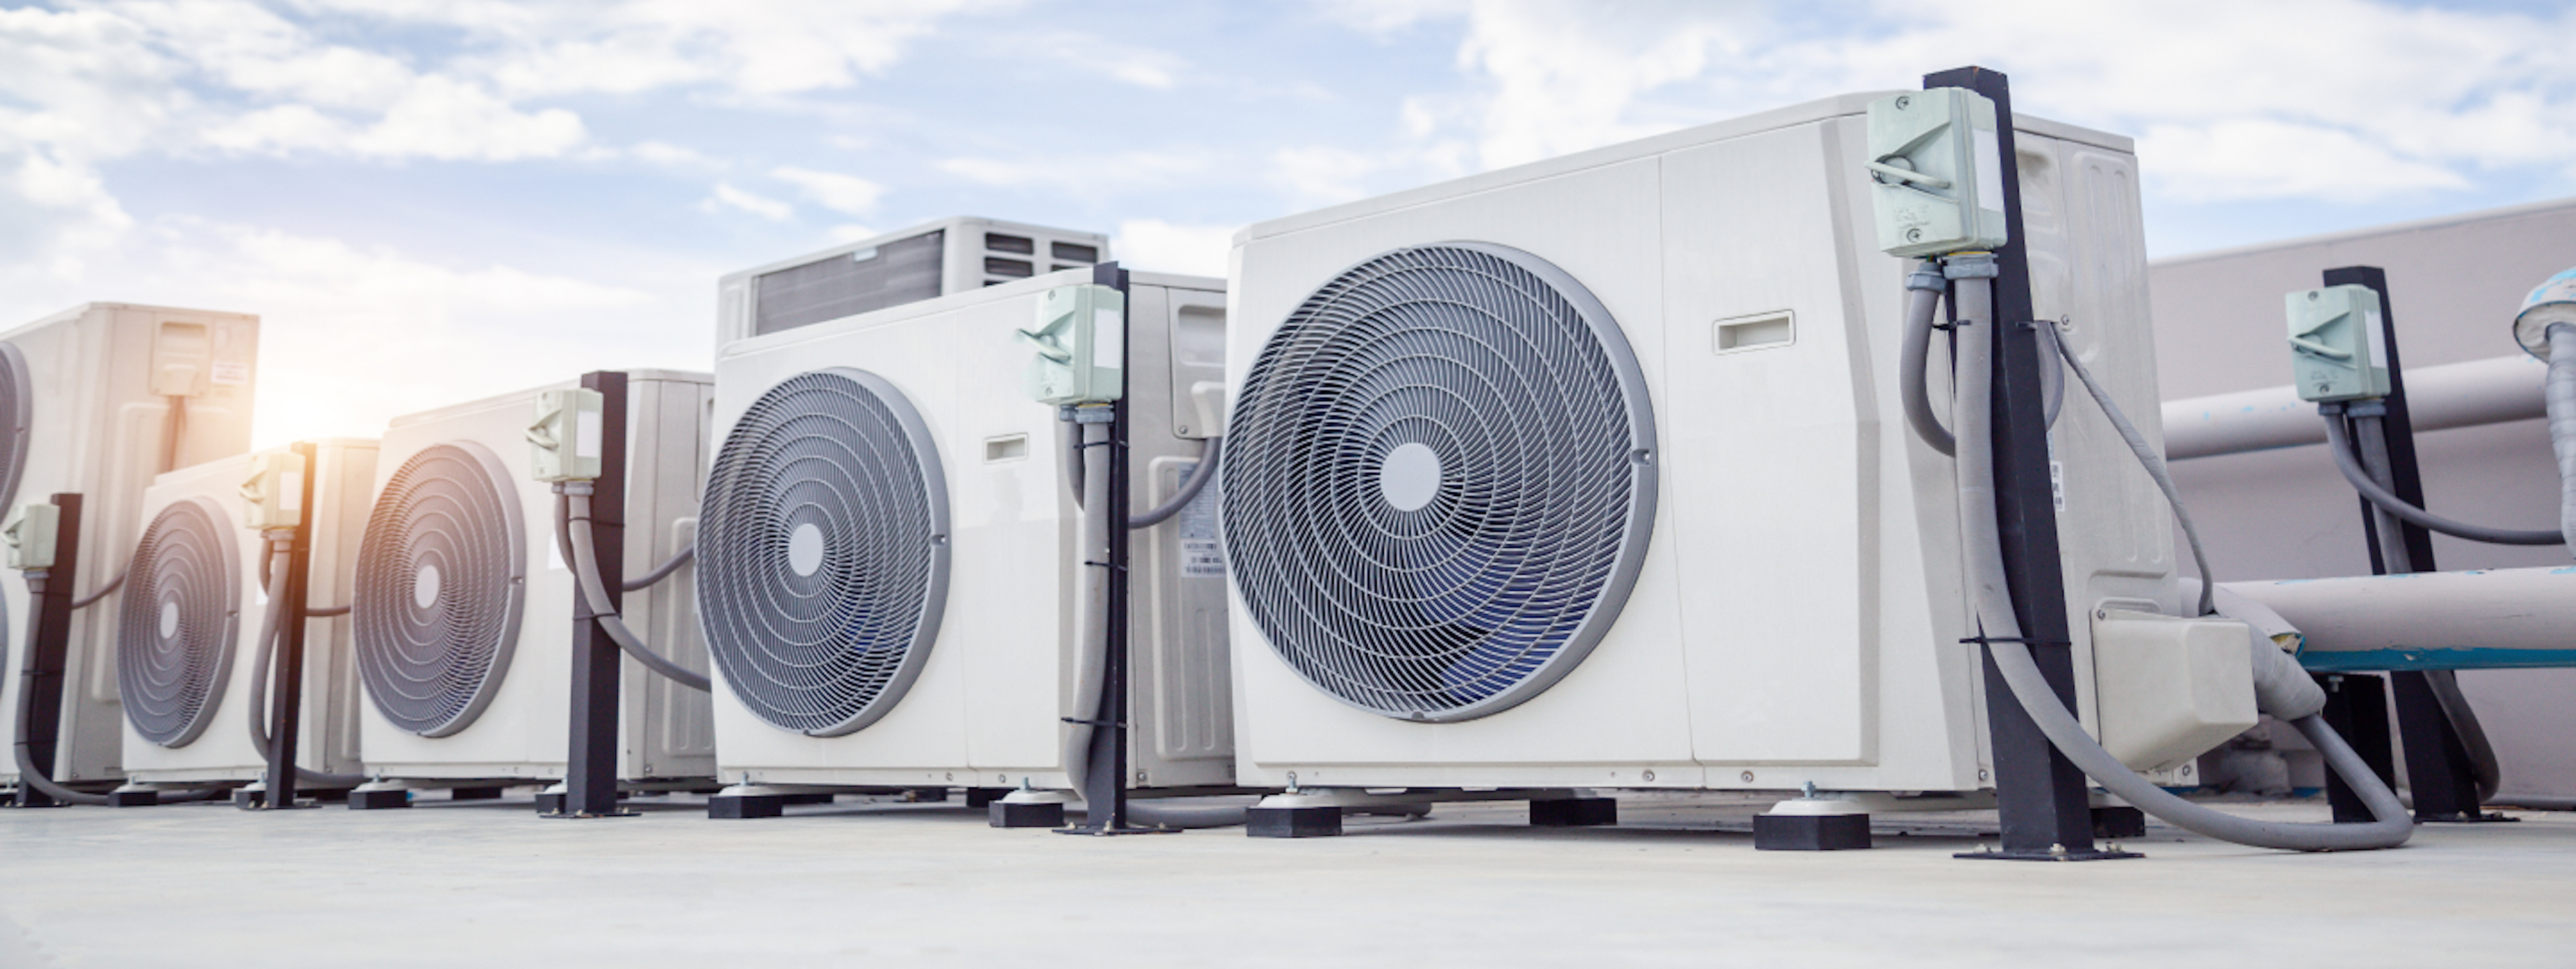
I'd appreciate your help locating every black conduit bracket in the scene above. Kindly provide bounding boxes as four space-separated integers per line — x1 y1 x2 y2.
548 370 637 819
10 494 83 808
251 443 323 810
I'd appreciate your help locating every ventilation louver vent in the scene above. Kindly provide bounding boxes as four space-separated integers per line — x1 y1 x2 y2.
352 441 525 737
699 369 949 736
1222 242 1657 722
0 343 29 517
117 497 240 747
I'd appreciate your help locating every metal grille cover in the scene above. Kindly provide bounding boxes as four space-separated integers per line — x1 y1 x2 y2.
755 231 945 336
1223 242 1658 722
117 497 240 747
698 368 949 736
352 441 526 737
0 342 28 518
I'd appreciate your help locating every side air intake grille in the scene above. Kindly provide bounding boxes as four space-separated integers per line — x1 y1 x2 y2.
754 231 945 336
117 497 240 748
698 369 949 736
352 441 525 737
1222 242 1658 722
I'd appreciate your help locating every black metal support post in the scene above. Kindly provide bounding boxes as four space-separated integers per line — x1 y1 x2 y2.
256 443 323 809
553 370 633 818
11 494 82 808
2316 673 2397 823
2321 266 2496 823
1060 263 1165 837
1927 67 2120 862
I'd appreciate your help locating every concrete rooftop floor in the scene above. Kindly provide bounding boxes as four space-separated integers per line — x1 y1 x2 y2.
1 791 2571 967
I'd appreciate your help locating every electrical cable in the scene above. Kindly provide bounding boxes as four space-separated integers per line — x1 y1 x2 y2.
621 542 694 593
1059 416 1245 829
66 571 124 611
1900 262 1956 457
2045 323 2216 618
1128 437 1220 530
559 491 711 692
244 538 365 787
1942 262 2408 852
2320 416 2562 545
12 571 221 804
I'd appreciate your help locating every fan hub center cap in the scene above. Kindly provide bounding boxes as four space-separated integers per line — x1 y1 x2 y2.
788 522 826 577
413 564 441 610
1379 441 1443 512
158 600 180 640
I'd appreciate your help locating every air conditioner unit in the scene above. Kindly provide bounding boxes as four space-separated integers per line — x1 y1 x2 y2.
2 304 258 793
715 217 1110 347
1219 93 2180 799
698 268 1232 801
347 372 714 789
116 440 376 787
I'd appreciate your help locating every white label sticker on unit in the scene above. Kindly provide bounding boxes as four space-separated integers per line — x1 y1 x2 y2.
1175 463 1226 577
211 360 250 386
2049 459 2066 513
576 409 602 459
1093 308 1123 367
1975 132 2004 213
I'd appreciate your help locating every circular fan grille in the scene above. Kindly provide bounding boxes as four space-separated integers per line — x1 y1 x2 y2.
352 441 525 737
698 368 949 736
1222 242 1658 722
0 342 30 518
116 497 239 747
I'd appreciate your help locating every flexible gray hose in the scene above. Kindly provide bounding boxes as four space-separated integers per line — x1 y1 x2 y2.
2547 323 2576 552
621 542 694 593
561 492 712 692
67 571 123 611
1063 413 1088 510
2046 324 2215 618
2337 423 2506 804
1128 438 1221 530
1900 262 1956 457
12 572 107 805
1945 262 2409 852
305 604 350 618
2320 416 2561 545
1059 416 1244 829
244 539 366 787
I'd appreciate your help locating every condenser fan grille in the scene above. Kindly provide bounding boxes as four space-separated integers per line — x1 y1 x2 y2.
699 368 949 736
0 342 29 518
352 441 525 737
1223 243 1657 722
117 498 239 747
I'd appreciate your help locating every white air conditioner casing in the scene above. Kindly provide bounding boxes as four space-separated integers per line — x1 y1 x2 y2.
1221 93 2176 794
350 372 714 783
716 217 1111 348
119 440 376 783
702 269 1233 791
1 304 258 787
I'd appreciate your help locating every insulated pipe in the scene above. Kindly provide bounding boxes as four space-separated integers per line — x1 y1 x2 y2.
1941 260 2410 852
66 571 123 611
561 491 712 693
2216 567 2576 671
621 541 694 593
1900 262 1956 457
2163 354 2548 461
12 571 108 805
1128 437 1221 530
2546 324 2576 550
1059 413 1244 829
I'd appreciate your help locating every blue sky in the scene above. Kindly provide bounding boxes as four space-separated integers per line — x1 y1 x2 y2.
4 0 2573 445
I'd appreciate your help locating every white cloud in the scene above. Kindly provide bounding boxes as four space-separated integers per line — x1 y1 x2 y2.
772 166 887 216
1113 219 1236 278
1344 0 2576 205
1016 31 1189 89
939 149 1217 193
705 182 795 221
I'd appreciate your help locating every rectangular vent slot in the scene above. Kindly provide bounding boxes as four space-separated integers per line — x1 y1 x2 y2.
983 434 1030 462
1714 311 1796 353
985 233 1034 255
1051 241 1099 263
985 257 1034 278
